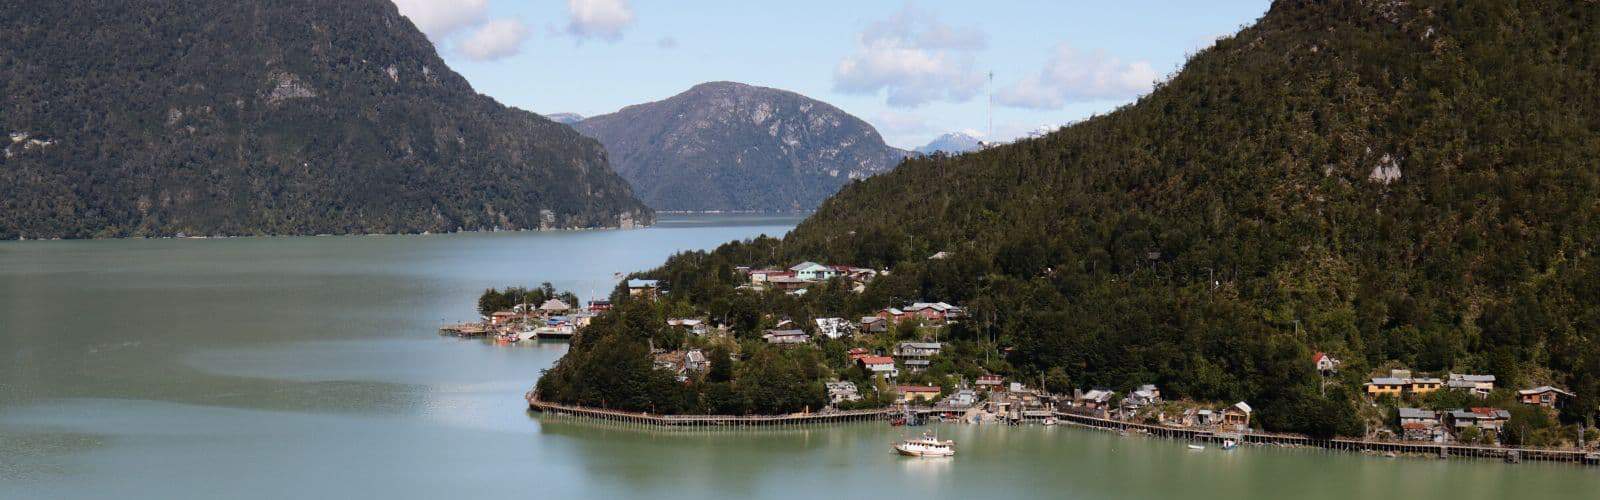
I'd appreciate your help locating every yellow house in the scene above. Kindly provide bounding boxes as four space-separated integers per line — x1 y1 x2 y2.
1365 377 1407 398
1408 377 1443 395
896 385 941 403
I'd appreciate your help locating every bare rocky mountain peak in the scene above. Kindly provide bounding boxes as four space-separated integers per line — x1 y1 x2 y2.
574 81 908 212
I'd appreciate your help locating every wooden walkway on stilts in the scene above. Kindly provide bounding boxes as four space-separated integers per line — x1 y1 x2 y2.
1051 410 1600 466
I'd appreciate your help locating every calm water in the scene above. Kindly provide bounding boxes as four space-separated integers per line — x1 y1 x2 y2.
1 214 1595 499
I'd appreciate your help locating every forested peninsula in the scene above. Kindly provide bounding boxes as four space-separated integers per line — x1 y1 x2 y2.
534 0 1600 444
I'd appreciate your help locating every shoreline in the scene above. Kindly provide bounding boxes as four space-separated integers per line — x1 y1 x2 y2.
526 392 1600 466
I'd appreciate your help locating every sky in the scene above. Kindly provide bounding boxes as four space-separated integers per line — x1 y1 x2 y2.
393 0 1273 149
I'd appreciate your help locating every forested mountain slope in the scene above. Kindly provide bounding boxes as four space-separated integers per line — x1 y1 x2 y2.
539 0 1600 436
0 0 651 238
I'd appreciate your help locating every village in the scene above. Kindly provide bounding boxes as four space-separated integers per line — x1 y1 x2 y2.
459 260 1597 460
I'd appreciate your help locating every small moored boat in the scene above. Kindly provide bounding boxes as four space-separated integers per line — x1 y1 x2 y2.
1187 444 1206 451
894 432 956 457
1220 439 1238 450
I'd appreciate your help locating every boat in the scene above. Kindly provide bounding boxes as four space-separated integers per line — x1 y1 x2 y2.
1187 444 1206 451
894 432 956 457
1220 439 1237 450
1041 417 1058 426
889 417 907 427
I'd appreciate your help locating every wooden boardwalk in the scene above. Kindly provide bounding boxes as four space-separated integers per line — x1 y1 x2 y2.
525 391 1598 466
526 392 892 427
1051 410 1600 466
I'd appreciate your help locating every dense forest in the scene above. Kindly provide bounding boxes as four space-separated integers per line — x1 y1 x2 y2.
0 0 651 239
538 0 1600 439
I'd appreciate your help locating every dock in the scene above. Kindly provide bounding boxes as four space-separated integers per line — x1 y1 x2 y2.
1049 409 1600 466
527 392 891 427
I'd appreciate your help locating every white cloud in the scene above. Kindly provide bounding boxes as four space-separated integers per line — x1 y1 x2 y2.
459 19 530 61
393 0 490 39
996 44 1158 110
566 0 635 42
833 5 987 108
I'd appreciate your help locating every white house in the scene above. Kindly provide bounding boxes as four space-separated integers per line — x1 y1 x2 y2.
789 262 836 282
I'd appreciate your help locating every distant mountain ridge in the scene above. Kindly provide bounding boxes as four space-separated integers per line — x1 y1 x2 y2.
914 132 984 155
573 82 908 212
0 0 650 239
545 113 585 125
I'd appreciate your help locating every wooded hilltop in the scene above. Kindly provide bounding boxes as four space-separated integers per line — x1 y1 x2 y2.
536 0 1600 442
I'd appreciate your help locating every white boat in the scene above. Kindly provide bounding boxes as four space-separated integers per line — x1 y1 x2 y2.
894 432 956 457
1041 417 1058 426
1187 444 1206 451
1221 439 1238 450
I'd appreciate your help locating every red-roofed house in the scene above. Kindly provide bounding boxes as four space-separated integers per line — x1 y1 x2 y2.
857 356 898 378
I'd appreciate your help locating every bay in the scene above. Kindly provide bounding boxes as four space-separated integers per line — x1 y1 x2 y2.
1 214 1594 499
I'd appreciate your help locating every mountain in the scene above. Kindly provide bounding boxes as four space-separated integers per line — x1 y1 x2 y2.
544 113 585 125
0 0 651 239
539 0 1600 437
573 82 908 212
914 132 984 155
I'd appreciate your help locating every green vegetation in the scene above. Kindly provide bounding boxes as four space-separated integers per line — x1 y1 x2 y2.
0 0 650 239
539 0 1600 436
477 284 580 316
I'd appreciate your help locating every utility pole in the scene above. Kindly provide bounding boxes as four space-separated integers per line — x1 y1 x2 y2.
987 70 995 143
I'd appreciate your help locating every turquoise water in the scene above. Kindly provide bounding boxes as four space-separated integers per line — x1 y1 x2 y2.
1 214 1596 499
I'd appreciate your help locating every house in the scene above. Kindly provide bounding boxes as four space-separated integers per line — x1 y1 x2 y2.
762 329 810 345
1075 388 1117 411
1313 352 1341 373
859 316 889 333
538 299 572 314
1450 407 1511 437
626 279 660 298
904 359 931 373
896 385 942 403
975 375 1005 391
653 351 689 382
846 347 870 362
1398 408 1444 441
894 342 943 358
1222 402 1252 430
903 302 963 323
789 262 837 282
826 381 862 405
684 349 709 373
747 268 785 285
1518 386 1575 409
1122 384 1162 409
1364 370 1442 397
814 317 853 339
1446 374 1496 397
857 356 899 378
1182 409 1218 427
876 307 907 323
587 300 612 312
944 388 979 408
1365 377 1408 398
767 275 811 291
488 310 519 326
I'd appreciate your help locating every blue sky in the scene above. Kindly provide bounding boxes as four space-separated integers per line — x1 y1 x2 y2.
395 1 1272 149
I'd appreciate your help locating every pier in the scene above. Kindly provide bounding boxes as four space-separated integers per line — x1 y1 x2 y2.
1050 409 1600 466
526 392 893 427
